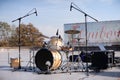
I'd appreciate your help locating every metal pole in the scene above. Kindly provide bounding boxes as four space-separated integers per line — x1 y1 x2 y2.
85 14 89 76
18 19 21 69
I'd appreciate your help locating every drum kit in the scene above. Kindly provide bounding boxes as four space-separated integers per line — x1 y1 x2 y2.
25 29 85 74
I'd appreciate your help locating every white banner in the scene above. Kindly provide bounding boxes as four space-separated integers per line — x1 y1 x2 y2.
64 20 120 46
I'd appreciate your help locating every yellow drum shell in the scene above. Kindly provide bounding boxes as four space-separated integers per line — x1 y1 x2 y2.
35 48 67 71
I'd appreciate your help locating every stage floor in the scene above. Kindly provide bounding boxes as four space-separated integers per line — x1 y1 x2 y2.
0 48 120 80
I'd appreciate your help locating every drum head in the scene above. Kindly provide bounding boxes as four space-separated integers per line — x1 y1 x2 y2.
35 48 53 71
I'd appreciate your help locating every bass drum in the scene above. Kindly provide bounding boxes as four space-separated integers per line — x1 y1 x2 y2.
35 48 66 71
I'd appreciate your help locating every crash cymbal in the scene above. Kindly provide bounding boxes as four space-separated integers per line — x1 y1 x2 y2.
65 30 80 34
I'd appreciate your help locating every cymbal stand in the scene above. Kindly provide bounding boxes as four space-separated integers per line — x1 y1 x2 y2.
71 33 75 70
25 49 32 70
71 34 74 63
64 30 80 73
32 47 35 72
60 50 72 74
66 50 72 74
68 33 78 72
24 48 36 72
76 38 85 71
64 34 74 73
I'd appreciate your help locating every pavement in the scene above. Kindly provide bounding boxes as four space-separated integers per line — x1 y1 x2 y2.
0 48 120 80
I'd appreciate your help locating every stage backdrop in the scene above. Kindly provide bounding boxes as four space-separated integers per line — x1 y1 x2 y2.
64 20 120 46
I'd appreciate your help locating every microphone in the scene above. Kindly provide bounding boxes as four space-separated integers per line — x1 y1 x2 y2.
56 29 59 36
35 8 38 16
70 3 72 11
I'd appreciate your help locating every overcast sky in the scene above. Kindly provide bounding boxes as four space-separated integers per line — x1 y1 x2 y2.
0 0 120 40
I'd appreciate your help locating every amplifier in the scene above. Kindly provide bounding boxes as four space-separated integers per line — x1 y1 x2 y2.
91 50 114 70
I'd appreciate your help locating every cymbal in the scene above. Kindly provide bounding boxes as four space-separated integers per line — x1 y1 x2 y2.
65 30 80 34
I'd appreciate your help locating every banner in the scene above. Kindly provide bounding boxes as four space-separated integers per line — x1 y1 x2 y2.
64 20 120 46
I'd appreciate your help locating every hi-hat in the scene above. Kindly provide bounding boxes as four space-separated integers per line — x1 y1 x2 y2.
65 30 80 34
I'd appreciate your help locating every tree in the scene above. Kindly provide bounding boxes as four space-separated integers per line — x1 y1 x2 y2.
0 21 12 47
9 23 44 47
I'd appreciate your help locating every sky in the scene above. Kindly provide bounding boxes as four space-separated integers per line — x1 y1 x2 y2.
0 0 120 41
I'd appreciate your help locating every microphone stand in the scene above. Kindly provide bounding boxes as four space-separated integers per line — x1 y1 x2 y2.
70 2 98 76
12 8 37 69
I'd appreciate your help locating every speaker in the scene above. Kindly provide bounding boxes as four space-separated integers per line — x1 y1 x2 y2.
91 51 108 70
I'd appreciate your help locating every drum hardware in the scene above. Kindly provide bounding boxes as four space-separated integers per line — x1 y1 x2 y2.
64 30 80 73
45 61 51 74
24 33 49 72
56 35 61 50
42 41 48 48
59 42 73 73
69 55 85 71
24 47 36 72
65 50 72 74
64 30 80 63
55 29 62 50
75 37 85 71
59 50 73 74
